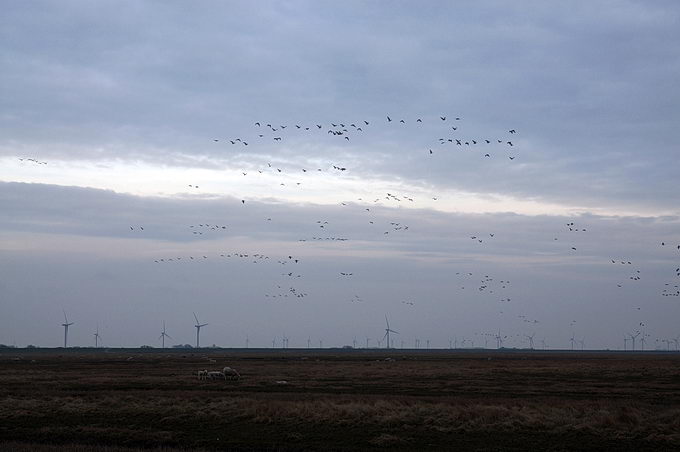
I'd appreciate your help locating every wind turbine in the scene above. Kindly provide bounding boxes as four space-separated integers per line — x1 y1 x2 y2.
383 315 398 349
245 335 249 348
353 336 357 348
307 336 311 348
667 337 677 351
640 331 649 351
93 324 101 348
159 321 172 349
61 311 74 348
365 337 370 349
495 329 504 349
579 337 585 351
193 312 207 348
629 331 640 351
570 333 576 350
525 333 535 350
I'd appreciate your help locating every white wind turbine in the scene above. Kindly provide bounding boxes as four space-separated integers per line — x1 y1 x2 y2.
383 315 398 349
525 333 535 350
159 321 172 349
640 331 649 351
628 331 640 351
193 312 208 348
93 324 101 348
495 329 504 349
61 311 74 348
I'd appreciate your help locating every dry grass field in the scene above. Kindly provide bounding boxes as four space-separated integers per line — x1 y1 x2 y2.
1 349 679 451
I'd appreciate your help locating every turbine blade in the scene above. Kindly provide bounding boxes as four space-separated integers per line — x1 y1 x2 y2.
193 312 199 325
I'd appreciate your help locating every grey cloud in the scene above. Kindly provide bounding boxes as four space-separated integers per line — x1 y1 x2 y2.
2 2 679 212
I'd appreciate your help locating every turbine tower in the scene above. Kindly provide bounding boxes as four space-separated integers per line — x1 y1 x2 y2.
495 329 504 349
628 331 640 351
61 311 74 348
525 333 535 350
159 321 172 349
93 324 101 348
640 331 649 351
383 315 398 349
193 312 207 348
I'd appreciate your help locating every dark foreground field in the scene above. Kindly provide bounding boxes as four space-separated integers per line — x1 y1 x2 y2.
1 349 679 451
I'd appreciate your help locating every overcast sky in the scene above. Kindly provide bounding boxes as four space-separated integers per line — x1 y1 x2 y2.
1 1 679 349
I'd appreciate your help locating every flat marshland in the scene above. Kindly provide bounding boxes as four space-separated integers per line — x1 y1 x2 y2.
1 350 679 451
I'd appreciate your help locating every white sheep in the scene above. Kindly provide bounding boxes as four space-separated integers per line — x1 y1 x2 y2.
197 369 208 380
222 366 241 380
207 371 226 380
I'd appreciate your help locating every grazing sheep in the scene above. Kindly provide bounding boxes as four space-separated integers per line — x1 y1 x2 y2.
197 369 208 380
222 366 241 380
207 371 226 380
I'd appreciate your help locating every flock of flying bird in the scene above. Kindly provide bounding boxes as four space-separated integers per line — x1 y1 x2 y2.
17 112 680 348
